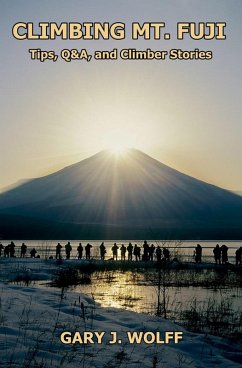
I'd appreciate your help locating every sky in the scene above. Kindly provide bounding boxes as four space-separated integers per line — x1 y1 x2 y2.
0 0 242 191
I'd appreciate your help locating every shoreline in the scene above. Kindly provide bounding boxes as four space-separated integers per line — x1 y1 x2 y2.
0 258 241 367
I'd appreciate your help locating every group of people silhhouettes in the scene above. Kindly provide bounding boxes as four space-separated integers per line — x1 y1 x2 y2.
194 243 242 265
55 242 93 260
111 241 168 262
0 240 242 266
55 241 170 262
56 241 241 265
213 243 242 266
0 241 38 258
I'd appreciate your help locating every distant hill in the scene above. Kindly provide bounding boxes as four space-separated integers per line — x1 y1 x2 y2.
1 149 242 239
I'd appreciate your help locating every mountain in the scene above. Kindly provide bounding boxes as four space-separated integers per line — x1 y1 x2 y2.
233 191 242 197
1 149 242 239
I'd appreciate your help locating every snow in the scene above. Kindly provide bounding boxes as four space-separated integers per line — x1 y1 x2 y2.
0 258 241 367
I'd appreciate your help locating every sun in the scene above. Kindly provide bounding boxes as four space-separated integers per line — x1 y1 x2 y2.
109 145 129 155
105 141 132 156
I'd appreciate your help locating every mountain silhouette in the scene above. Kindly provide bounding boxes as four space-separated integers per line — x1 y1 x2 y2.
1 149 242 239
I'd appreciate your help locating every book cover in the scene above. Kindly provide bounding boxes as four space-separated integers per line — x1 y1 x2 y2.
0 1 241 367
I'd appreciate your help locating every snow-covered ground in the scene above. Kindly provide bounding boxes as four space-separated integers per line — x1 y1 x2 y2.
0 258 241 367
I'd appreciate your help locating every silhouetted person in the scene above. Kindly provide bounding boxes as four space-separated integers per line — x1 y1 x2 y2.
221 244 228 264
213 244 221 264
149 244 155 261
30 248 37 258
235 247 242 266
195 244 202 263
112 243 119 260
77 243 83 259
156 246 162 262
163 247 170 262
143 240 149 261
100 242 106 260
65 242 72 259
4 245 9 257
133 244 141 261
21 243 27 258
0 243 4 257
120 244 126 261
137 245 141 261
56 243 62 260
127 242 133 261
85 243 92 259
9 241 15 257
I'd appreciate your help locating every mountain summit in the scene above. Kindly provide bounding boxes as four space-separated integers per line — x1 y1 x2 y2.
1 149 242 239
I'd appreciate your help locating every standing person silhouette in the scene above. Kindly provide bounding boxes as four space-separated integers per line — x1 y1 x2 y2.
0 243 4 257
65 242 72 260
163 247 170 262
133 244 141 261
149 244 155 261
112 243 119 260
9 241 15 257
56 243 62 260
99 242 106 260
85 243 92 259
213 244 221 264
235 247 242 266
127 242 133 261
156 246 162 262
143 240 149 261
194 244 202 263
4 244 9 257
120 244 126 261
221 244 228 264
136 245 141 261
21 243 27 258
77 243 83 259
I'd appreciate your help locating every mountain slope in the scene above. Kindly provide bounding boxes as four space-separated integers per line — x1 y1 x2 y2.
0 149 242 239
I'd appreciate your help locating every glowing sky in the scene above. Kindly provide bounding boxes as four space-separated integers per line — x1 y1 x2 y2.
1 0 242 191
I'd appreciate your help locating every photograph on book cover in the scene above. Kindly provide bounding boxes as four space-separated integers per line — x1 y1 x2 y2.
0 1 242 367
